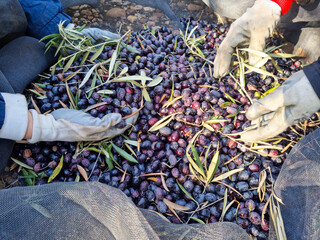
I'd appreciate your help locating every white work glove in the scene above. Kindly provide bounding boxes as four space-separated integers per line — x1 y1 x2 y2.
213 0 281 78
66 23 120 43
201 0 255 20
29 108 138 143
240 70 320 142
81 28 120 43
0 93 138 143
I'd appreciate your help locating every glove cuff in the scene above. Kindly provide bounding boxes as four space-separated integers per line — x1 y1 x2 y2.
270 0 294 15
0 93 28 141
28 109 59 143
28 109 42 143
303 58 320 99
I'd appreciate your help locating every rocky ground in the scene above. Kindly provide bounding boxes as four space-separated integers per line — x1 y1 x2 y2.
66 0 218 33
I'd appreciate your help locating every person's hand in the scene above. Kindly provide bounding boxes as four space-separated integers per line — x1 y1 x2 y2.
0 93 138 143
81 28 120 43
213 0 281 78
240 70 320 142
28 108 138 143
66 23 120 43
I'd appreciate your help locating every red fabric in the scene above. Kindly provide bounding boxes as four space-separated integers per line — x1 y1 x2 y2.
271 0 295 15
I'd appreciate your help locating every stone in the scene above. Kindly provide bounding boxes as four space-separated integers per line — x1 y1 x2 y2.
144 7 154 11
81 9 93 16
131 4 143 10
177 2 184 7
147 21 155 27
70 6 79 10
154 12 164 18
172 29 180 34
128 15 137 23
127 9 135 14
150 16 158 21
80 4 89 9
188 4 202 11
106 8 126 18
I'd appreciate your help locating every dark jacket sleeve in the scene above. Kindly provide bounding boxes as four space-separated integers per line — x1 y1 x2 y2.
0 93 5 129
18 0 72 40
303 58 320 98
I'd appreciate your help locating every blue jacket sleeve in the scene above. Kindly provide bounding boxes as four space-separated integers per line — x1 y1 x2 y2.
0 93 5 130
18 0 72 39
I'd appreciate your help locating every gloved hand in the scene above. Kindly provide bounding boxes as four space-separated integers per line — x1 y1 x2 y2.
66 23 120 43
213 0 281 78
293 26 320 65
201 0 255 20
81 28 120 43
29 108 138 143
0 93 138 143
240 70 320 142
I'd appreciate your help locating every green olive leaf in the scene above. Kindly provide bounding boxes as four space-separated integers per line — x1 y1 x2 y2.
177 181 197 203
11 158 33 170
79 64 98 88
190 217 205 224
207 144 220 183
212 168 243 182
149 114 175 132
108 41 121 79
142 88 151 102
97 90 114 95
80 51 90 65
190 143 204 173
48 156 64 183
186 152 205 178
111 143 138 163
147 76 163 87
90 44 105 62
63 54 76 73
220 102 232 108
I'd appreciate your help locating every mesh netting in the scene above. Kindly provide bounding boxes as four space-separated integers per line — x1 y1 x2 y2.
2 129 320 239
270 128 320 240
0 181 250 240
